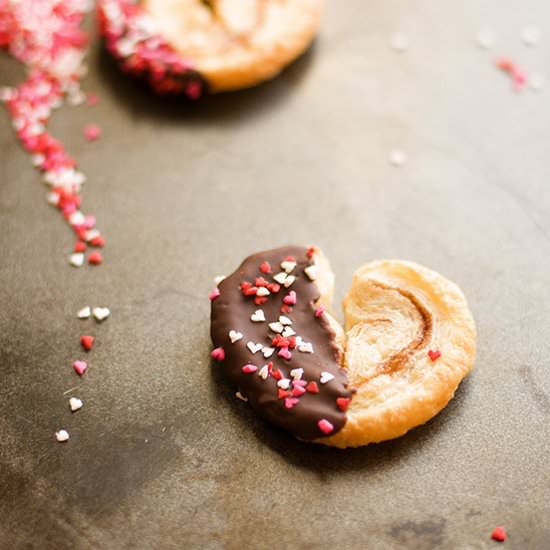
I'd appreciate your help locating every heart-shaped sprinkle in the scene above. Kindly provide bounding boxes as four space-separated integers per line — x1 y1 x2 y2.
72 360 88 376
336 397 351 412
278 389 290 399
88 251 103 265
271 368 283 380
259 261 271 273
90 235 105 248
314 305 325 317
298 342 314 354
77 306 91 319
428 350 441 361
262 347 275 358
258 365 269 380
277 378 291 389
304 265 318 281
208 288 221 301
278 347 292 360
92 307 110 322
283 291 297 305
317 419 334 435
242 364 258 374
74 241 86 253
55 430 70 442
284 397 299 409
306 381 319 393
280 260 296 273
80 335 94 351
491 527 507 542
69 252 84 267
279 315 292 326
290 368 304 380
69 397 83 412
283 275 296 288
235 391 248 402
229 330 243 343
250 309 265 322
247 342 263 354
214 275 226 285
282 327 296 337
292 386 306 397
320 372 335 384
273 272 287 284
293 379 307 388
256 286 270 297
268 322 284 334
211 347 225 361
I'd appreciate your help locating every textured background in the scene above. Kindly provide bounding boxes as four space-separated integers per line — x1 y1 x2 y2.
1 1 550 549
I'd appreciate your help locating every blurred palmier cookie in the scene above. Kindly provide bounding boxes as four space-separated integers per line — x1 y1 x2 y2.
209 246 476 448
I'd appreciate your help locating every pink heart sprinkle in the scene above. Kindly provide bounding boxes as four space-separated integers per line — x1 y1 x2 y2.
210 347 225 361
278 347 292 360
314 305 325 317
284 397 299 409
292 379 307 387
73 360 88 376
208 288 220 301
242 364 258 374
318 419 334 435
291 386 306 397
283 291 296 305
84 124 101 141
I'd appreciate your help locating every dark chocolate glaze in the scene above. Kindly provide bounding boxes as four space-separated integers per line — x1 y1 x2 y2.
210 245 352 440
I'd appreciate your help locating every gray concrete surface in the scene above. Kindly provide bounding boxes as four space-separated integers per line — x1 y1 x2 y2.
1 1 550 548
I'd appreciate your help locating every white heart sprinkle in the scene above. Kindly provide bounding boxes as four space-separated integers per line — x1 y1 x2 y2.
55 430 70 442
295 336 303 346
279 315 292 326
277 378 290 389
247 342 263 354
299 342 314 354
262 347 275 358
304 265 318 281
280 261 296 273
258 365 269 380
229 330 243 343
282 326 296 337
273 272 287 284
47 192 59 205
69 211 85 226
214 275 226 285
235 391 248 402
69 397 83 412
290 368 304 380
320 372 335 384
77 306 91 319
268 322 284 334
251 309 265 322
256 287 270 297
69 253 84 267
283 275 296 288
92 307 110 322
85 229 100 242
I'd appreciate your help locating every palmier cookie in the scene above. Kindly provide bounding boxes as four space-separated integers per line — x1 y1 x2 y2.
210 246 476 448
98 0 323 96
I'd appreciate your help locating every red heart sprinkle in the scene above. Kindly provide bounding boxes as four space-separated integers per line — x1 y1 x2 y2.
80 335 94 351
271 369 283 380
292 386 306 397
210 347 225 361
280 304 293 314
278 389 290 399
255 277 268 287
428 350 441 361
254 296 268 305
88 251 103 265
240 281 252 291
283 255 295 262
491 526 507 542
259 262 271 273
336 397 350 412
74 241 86 253
306 247 315 258
243 286 258 296
267 283 280 293
90 235 105 247
306 381 319 393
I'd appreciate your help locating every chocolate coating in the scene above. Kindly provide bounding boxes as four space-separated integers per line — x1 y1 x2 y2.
210 245 351 440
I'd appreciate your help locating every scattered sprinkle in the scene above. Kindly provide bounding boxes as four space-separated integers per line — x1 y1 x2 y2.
256 286 270 297
269 321 284 334
277 347 292 360
77 306 91 319
242 364 258 374
259 261 271 273
320 372 335 384
250 309 266 322
208 288 221 301
88 251 103 265
283 291 297 305
262 347 275 358
298 342 313 354
279 315 292 326
280 260 296 273
273 272 287 284
336 397 351 412
284 397 299 409
290 368 303 380
55 430 70 442
491 526 507 543
80 335 95 351
428 349 441 361
69 397 83 412
389 149 406 167
277 378 291 390
92 306 110 322
314 305 325 317
72 360 88 376
84 124 101 141
306 381 319 393
69 252 85 267
521 26 541 47
304 265 318 281
86 93 99 106
235 391 248 402
229 330 243 343
246 341 263 354
477 29 496 49
74 241 86 253
258 365 269 380
283 275 296 288
214 275 226 285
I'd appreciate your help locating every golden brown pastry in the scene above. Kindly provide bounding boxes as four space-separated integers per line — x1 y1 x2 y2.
210 246 476 448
